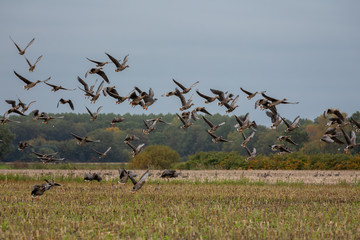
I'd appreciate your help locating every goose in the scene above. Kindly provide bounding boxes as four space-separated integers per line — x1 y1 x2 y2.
70 133 100 146
281 116 300 133
245 147 257 161
129 170 150 193
320 133 344 144
45 82 75 92
92 147 111 159
176 112 193 129
77 76 97 98
104 87 130 104
18 141 32 151
31 179 61 199
24 55 42 72
124 134 140 144
223 95 239 113
0 112 21 124
350 117 360 132
261 92 299 107
85 67 109 83
9 36 34 55
174 88 194 111
277 136 298 145
324 109 348 127
196 90 218 103
270 144 293 154
210 89 233 106
202 116 225 134
31 110 47 122
266 111 282 130
84 172 102 182
146 117 171 125
5 100 26 116
207 130 232 143
86 57 110 67
142 88 157 110
234 113 257 132
172 79 199 94
17 99 36 114
241 131 255 148
111 117 125 126
143 119 156 135
38 114 64 124
37 155 65 164
118 168 138 184
85 106 102 121
340 127 360 153
14 70 50 90
57 98 74 111
160 169 180 179
125 142 145 157
240 87 263 100
105 53 130 72
79 80 104 104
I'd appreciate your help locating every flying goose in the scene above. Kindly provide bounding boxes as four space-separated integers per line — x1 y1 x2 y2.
207 131 232 143
0 112 21 124
18 141 32 151
202 116 225 134
266 111 282 130
86 106 102 121
146 117 171 125
241 131 255 148
125 142 145 157
143 119 156 135
45 82 75 92
86 57 110 67
320 133 344 144
84 172 102 182
172 79 199 94
9 36 35 55
24 55 42 72
31 179 61 198
234 113 257 132
57 98 74 111
210 89 234 106
142 88 157 110
92 147 111 159
77 76 97 98
18 99 36 114
104 87 130 104
38 114 64 124
350 117 360 132
270 144 293 154
118 168 137 184
277 136 298 145
31 110 47 122
223 95 239 113
174 88 194 111
124 134 140 144
14 70 50 90
240 87 263 100
281 116 300 133
176 112 193 129
111 117 125 126
70 133 100 146
105 53 130 72
245 147 257 161
261 92 299 107
85 67 109 83
340 127 360 153
79 80 104 104
129 170 150 193
5 100 26 116
196 90 218 103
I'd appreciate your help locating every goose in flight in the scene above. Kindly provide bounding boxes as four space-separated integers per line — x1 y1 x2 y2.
196 90 218 103
9 36 35 55
57 98 74 111
24 55 42 72
86 57 110 67
14 70 50 90
70 133 100 146
340 127 360 153
86 106 102 121
0 112 21 125
202 116 225 134
111 117 125 126
143 119 157 135
92 147 111 159
124 134 140 144
241 131 255 148
277 135 298 145
31 179 61 199
245 147 256 162
18 141 32 151
240 87 264 100
105 53 130 72
172 79 199 94
85 67 109 83
129 170 150 193
207 131 232 143
176 112 193 129
45 82 75 92
174 88 194 111
126 142 145 157
270 144 293 154
118 168 137 184
281 116 300 133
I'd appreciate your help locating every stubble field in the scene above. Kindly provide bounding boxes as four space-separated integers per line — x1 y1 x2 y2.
1 170 360 239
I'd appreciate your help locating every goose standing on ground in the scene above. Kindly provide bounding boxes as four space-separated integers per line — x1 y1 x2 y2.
25 55 43 72
14 70 50 90
86 106 102 121
70 133 100 146
84 172 102 182
160 169 180 179
57 99 74 111
129 170 150 193
92 147 111 159
9 36 35 55
172 79 199 94
105 53 130 72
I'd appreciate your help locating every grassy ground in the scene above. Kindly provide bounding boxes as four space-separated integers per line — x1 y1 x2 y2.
1 177 360 239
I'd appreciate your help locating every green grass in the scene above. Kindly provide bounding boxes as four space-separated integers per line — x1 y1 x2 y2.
0 177 360 239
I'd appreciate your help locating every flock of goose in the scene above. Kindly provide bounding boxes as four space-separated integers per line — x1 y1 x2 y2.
3 36 360 195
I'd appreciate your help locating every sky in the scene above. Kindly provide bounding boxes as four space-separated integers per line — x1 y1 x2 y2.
1 1 359 126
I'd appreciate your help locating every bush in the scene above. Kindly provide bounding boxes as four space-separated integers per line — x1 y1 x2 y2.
129 145 180 169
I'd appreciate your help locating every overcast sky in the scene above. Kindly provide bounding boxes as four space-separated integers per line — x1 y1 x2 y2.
1 1 359 126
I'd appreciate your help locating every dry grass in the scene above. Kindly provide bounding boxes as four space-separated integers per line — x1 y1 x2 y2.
0 173 360 239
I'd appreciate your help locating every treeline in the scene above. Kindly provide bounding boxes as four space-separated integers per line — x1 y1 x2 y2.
0 111 359 163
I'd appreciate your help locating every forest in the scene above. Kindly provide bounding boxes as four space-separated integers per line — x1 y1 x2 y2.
0 111 359 166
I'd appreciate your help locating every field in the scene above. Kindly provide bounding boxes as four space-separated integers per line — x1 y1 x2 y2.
1 170 360 239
